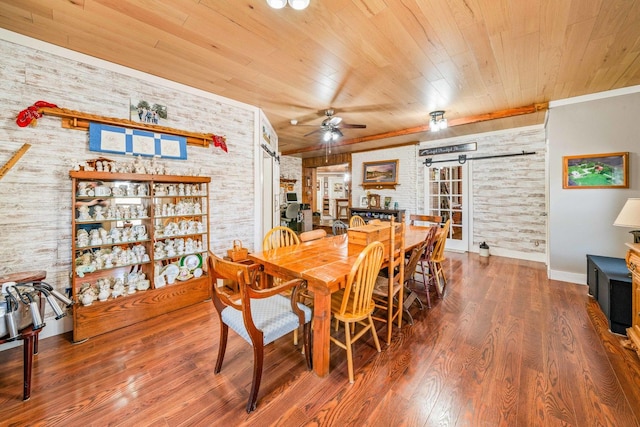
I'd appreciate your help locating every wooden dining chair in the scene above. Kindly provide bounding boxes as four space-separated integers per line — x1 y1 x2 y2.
412 225 439 308
208 253 312 413
371 218 405 345
262 225 304 342
299 229 327 242
349 215 366 228
367 219 382 225
332 220 348 235
330 241 384 383
401 239 430 323
430 219 451 297
263 225 300 250
409 214 443 226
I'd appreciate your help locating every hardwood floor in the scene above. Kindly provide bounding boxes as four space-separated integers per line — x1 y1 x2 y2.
2 253 639 426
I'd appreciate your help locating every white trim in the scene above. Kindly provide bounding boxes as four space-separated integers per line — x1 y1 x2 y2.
549 85 640 108
254 109 263 250
470 247 546 263
0 28 256 112
548 270 586 286
418 123 544 147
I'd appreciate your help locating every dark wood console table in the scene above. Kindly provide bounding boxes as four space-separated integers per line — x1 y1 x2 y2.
586 255 631 335
349 207 406 223
0 270 47 400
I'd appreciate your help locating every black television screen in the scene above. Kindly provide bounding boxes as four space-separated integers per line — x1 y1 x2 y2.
286 192 298 203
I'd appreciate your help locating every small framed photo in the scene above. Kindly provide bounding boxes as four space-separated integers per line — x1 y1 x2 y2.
563 152 628 189
360 195 368 207
324 181 328 188
368 194 381 208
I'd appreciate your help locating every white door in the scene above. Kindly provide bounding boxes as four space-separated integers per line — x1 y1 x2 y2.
424 162 469 252
262 151 276 241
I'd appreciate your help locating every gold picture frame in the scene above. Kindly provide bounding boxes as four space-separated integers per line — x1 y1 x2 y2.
562 152 629 189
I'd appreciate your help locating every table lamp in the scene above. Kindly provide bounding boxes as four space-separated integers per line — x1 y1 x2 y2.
613 198 640 243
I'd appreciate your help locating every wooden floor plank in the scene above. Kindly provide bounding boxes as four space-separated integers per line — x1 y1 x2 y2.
1 252 639 426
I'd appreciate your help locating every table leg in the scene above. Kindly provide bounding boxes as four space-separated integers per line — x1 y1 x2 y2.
22 333 35 401
311 287 332 377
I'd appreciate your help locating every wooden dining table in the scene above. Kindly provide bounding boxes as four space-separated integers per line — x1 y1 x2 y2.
248 225 432 377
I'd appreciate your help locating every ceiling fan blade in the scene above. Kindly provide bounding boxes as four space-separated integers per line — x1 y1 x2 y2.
338 123 366 129
327 116 342 126
304 128 323 137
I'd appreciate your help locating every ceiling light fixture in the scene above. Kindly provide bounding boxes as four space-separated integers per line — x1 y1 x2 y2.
429 110 448 132
266 0 310 10
323 129 340 142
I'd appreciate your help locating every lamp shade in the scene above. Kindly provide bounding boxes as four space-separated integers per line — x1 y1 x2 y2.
288 0 310 9
613 198 640 228
266 0 287 8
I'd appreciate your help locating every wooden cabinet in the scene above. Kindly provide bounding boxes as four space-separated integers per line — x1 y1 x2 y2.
322 197 330 216
626 244 640 357
70 171 211 342
349 207 405 223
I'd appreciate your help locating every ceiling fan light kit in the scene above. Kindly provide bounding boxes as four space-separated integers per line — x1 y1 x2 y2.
429 110 448 132
267 0 310 10
302 109 366 139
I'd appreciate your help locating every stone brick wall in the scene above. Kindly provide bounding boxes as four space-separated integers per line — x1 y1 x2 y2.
0 36 258 336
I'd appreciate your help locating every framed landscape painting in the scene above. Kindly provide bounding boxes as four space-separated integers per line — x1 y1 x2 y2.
362 159 399 185
563 152 628 189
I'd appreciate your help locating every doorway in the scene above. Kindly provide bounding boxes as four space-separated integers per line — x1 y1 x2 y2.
301 153 352 220
424 162 469 252
316 163 349 219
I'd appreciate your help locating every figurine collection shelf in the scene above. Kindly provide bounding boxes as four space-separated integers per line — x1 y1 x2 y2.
70 171 211 342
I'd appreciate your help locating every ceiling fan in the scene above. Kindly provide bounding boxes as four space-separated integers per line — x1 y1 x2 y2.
299 109 367 141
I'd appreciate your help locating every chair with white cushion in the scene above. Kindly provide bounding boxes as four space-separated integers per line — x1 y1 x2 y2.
208 253 312 413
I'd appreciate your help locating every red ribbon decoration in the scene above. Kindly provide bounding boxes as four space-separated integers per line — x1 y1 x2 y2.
212 135 228 153
16 101 59 127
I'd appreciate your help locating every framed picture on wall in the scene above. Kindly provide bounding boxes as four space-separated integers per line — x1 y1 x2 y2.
360 195 368 207
362 159 398 185
562 152 629 189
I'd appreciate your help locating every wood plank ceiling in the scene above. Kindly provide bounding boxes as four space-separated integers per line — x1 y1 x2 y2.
1 0 639 158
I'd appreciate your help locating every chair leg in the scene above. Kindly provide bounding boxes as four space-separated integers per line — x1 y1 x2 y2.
214 324 228 374
293 328 298 346
419 260 432 308
344 321 354 384
432 261 446 298
369 314 381 353
247 343 264 413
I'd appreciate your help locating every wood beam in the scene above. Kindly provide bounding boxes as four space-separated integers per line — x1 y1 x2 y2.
283 103 548 156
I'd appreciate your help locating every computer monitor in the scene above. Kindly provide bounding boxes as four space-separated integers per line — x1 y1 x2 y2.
286 192 298 203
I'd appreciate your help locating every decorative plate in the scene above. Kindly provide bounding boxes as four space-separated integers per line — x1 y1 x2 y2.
180 254 202 271
161 264 179 277
176 266 193 281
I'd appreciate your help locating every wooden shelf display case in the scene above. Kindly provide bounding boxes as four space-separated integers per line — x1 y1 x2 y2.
70 171 211 342
625 244 640 359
